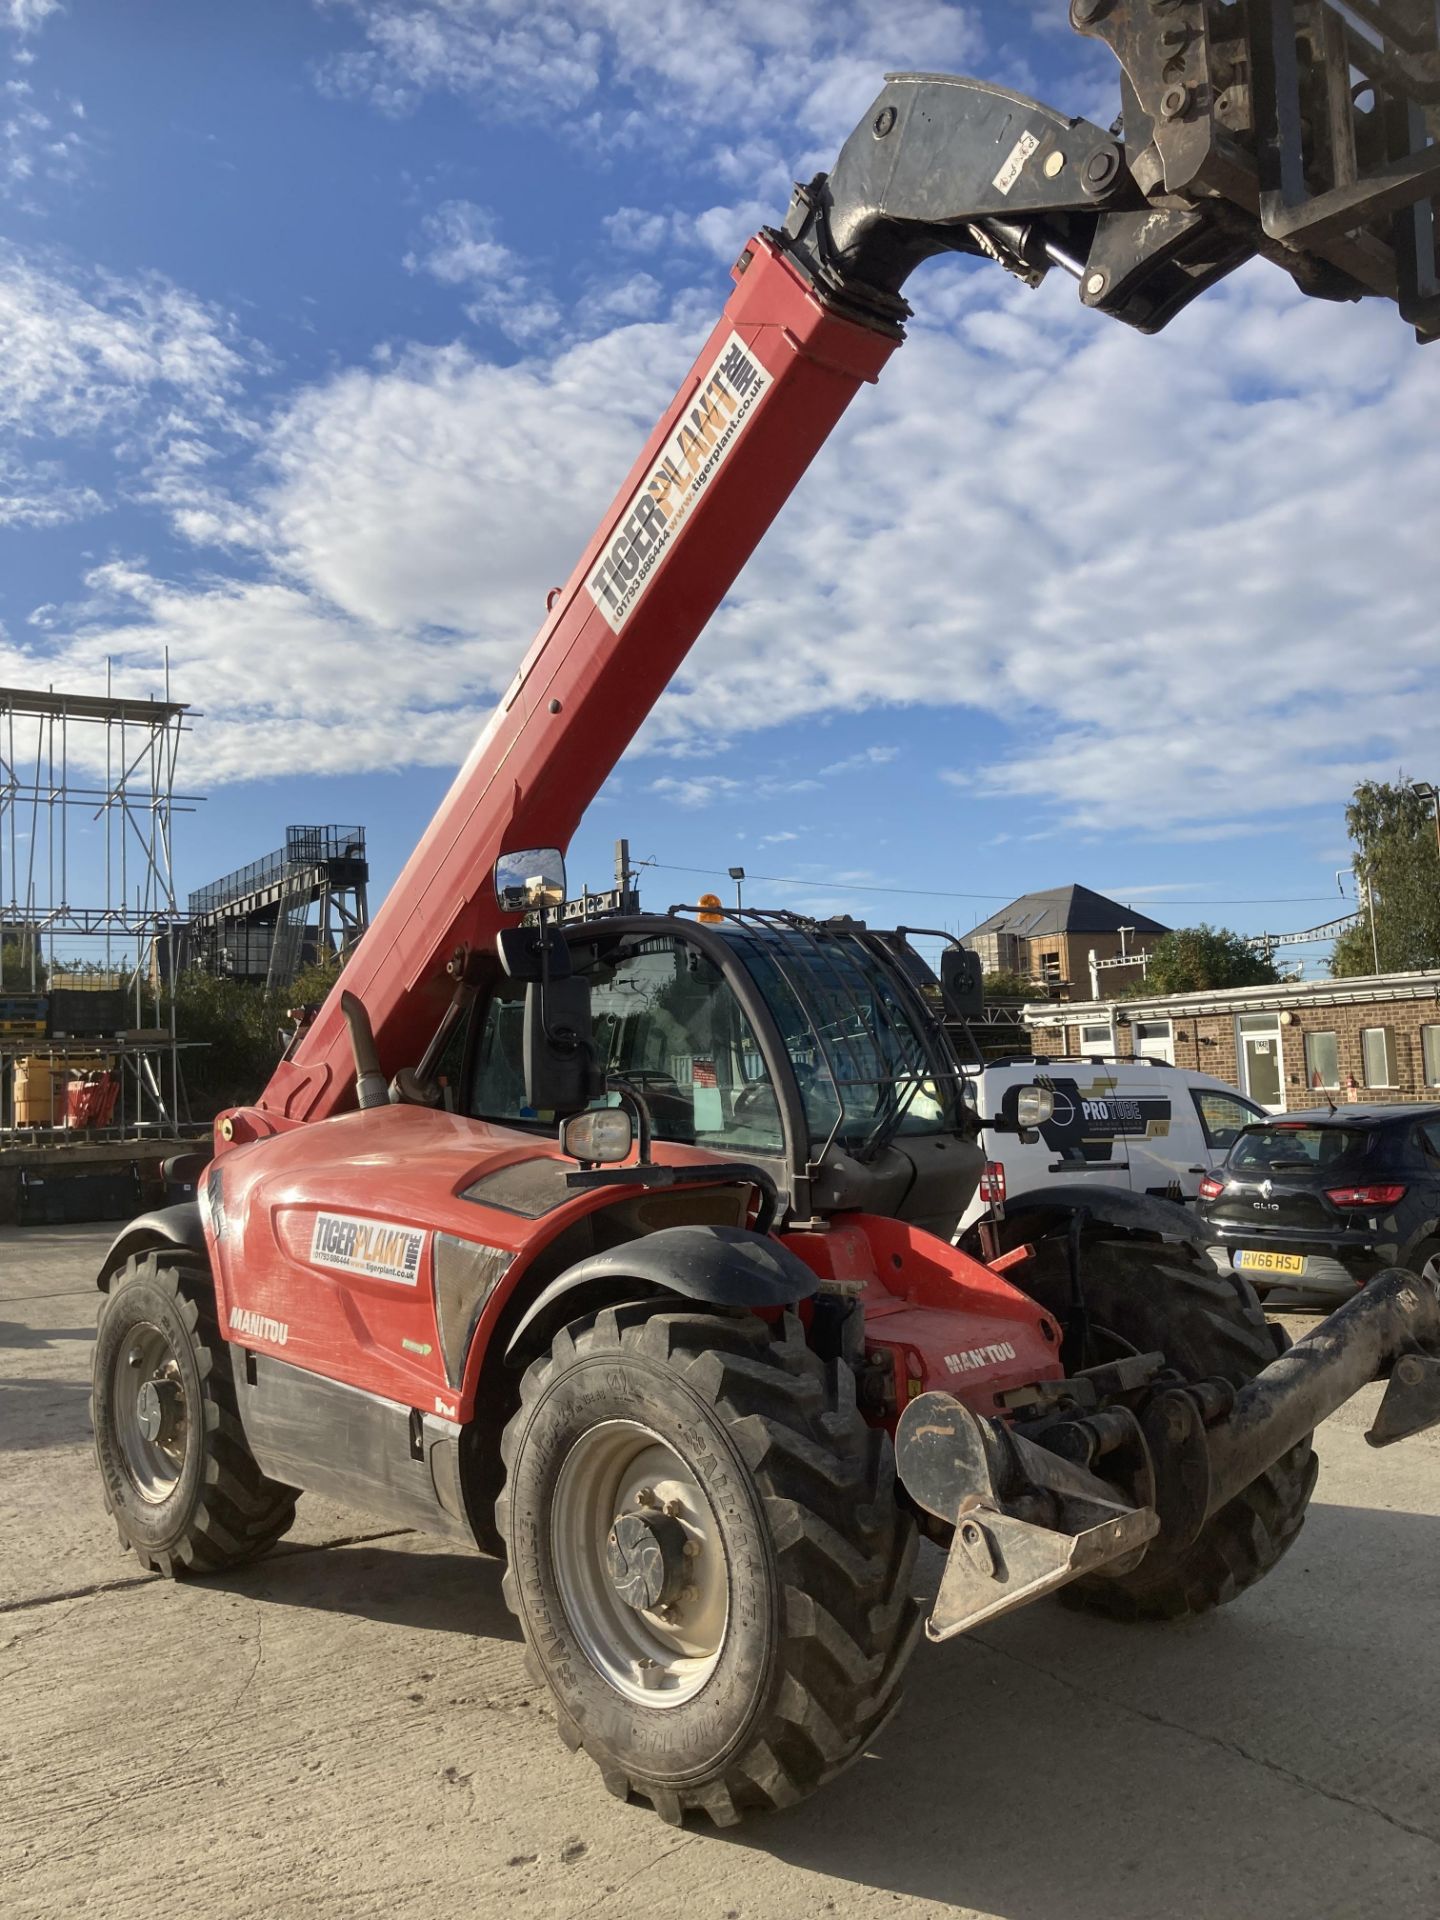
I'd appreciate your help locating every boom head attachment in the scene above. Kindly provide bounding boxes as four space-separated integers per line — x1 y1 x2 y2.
778 4 1440 339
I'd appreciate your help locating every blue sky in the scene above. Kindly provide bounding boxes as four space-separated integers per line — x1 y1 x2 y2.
2 0 1436 975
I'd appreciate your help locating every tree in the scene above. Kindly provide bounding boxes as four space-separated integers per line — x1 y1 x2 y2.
1121 925 1279 996
0 937 47 991
1331 778 1440 977
982 968 1033 999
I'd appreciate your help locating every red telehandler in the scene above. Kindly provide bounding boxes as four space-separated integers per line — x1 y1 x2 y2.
92 3 1440 1826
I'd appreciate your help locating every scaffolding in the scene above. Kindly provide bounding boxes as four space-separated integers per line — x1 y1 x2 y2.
0 677 203 1143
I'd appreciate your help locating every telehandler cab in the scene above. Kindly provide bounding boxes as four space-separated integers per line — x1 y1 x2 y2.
92 2 1440 1826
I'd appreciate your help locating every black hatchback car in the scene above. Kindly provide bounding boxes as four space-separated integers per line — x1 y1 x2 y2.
1197 1105 1440 1306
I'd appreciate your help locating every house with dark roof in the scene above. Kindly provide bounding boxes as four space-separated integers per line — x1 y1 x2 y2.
961 885 1169 994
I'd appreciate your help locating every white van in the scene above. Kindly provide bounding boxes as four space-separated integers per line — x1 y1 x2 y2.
955 1058 1263 1239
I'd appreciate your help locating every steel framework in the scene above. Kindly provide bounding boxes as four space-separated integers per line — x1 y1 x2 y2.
187 825 370 992
0 677 202 1141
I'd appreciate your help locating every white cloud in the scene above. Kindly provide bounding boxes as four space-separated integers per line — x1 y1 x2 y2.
819 745 898 777
2 1 61 34
0 243 247 524
8 181 1437 832
601 206 672 255
0 246 244 437
317 1 984 152
0 451 100 525
647 773 743 810
404 200 561 343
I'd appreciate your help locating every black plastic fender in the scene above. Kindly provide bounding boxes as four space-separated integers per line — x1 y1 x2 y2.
503 1224 817 1366
96 1201 206 1291
959 1183 1219 1262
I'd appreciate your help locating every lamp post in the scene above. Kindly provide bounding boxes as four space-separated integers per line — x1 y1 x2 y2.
728 866 745 911
1411 780 1440 858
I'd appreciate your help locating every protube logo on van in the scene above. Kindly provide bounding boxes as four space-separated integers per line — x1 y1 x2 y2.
587 333 771 632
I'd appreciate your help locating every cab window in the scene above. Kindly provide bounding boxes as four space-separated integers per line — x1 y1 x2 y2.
469 937 785 1158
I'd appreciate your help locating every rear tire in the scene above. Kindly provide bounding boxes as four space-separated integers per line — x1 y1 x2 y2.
92 1251 298 1577
1021 1237 1318 1622
496 1305 919 1826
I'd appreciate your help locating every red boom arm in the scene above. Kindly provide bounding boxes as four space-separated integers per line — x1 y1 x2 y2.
238 238 897 1137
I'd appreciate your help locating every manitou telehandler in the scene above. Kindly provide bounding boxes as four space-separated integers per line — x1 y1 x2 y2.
92 2 1440 1826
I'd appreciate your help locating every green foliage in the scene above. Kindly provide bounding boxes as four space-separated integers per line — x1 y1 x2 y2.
1331 778 1440 977
982 968 1034 999
0 939 47 991
288 951 348 1009
163 951 352 1120
166 971 291 1119
1121 925 1279 996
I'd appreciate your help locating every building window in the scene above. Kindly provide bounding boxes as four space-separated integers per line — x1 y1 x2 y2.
1423 1025 1440 1086
1304 1031 1340 1090
1133 1019 1174 1065
1361 1026 1398 1089
1038 951 1061 981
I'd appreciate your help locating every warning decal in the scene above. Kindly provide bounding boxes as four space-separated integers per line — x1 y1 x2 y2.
587 332 772 632
993 129 1039 196
310 1212 426 1286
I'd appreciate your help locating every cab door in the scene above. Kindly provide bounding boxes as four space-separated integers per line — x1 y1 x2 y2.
467 926 797 1181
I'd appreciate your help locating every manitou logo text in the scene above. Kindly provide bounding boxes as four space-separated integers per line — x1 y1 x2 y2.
587 333 771 632
944 1341 1017 1375
229 1307 289 1346
309 1212 426 1285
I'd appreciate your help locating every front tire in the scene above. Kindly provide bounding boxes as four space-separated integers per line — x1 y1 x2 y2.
1023 1238 1318 1622
496 1305 919 1826
92 1251 298 1576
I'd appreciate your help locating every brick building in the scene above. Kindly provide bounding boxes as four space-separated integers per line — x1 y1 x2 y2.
962 885 1168 995
1024 970 1440 1113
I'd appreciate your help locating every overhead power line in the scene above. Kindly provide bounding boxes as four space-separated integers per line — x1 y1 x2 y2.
633 861 1350 910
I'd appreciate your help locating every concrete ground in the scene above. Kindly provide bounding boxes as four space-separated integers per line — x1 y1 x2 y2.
2 1226 1437 1920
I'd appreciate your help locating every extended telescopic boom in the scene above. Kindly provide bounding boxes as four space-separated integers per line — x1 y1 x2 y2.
235 8 1438 1140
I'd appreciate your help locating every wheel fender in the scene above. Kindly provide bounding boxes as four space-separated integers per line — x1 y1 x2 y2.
959 1184 1220 1260
503 1224 817 1366
96 1202 206 1291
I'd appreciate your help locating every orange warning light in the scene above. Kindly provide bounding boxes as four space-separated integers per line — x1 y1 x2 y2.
697 892 725 924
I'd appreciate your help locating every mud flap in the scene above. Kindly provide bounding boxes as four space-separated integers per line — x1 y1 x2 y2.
897 1390 1158 1642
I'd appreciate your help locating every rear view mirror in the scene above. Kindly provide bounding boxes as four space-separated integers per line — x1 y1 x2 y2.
560 1108 633 1166
939 945 983 1022
495 847 566 915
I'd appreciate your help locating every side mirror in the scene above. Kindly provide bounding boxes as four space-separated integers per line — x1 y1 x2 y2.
523 974 600 1115
494 846 566 915
991 1084 1055 1138
940 945 984 1022
559 1108 633 1166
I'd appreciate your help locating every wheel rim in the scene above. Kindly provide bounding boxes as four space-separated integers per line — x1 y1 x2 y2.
113 1321 190 1503
550 1420 729 1708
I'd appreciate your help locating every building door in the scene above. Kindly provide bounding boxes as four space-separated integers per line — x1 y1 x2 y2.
1237 1012 1285 1112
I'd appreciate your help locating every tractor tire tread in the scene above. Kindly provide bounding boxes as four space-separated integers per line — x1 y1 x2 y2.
92 1250 297 1577
496 1306 919 1825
